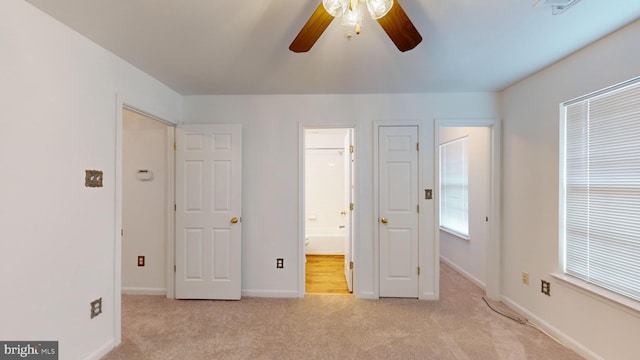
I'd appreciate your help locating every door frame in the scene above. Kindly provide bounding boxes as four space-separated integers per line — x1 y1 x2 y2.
298 123 358 297
114 95 177 345
434 118 501 300
373 121 433 299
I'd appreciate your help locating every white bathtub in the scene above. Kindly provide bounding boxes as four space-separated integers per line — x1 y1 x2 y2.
305 229 345 255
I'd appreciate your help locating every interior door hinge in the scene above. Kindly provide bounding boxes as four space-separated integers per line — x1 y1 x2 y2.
350 203 354 211
174 142 177 151
349 261 354 270
174 265 176 273
416 142 420 151
174 204 177 211
417 205 420 213
121 229 123 236
349 145 354 153
417 266 421 276
486 216 489 222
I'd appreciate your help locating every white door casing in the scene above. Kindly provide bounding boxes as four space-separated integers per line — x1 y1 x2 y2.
175 124 242 300
379 126 419 298
343 129 354 292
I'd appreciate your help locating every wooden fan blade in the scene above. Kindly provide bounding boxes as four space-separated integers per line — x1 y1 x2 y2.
289 3 335 53
376 1 422 52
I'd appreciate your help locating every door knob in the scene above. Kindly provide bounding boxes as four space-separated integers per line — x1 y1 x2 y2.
340 211 347 215
230 217 239 224
380 217 388 224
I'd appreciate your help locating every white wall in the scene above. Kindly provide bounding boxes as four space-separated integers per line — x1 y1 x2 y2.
501 19 640 360
182 93 500 298
0 1 181 359
439 127 490 289
122 109 169 295
305 130 347 255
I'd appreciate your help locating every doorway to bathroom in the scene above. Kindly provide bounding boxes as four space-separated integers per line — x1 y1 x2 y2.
303 127 355 295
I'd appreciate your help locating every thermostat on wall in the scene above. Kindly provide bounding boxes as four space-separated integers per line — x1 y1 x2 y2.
136 169 153 181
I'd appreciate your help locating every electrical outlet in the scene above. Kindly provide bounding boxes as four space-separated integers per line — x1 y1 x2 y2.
522 272 529 285
541 280 551 296
276 258 284 269
90 298 102 319
138 256 145 267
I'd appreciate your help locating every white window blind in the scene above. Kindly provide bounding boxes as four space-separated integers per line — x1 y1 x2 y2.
562 78 640 302
440 136 469 237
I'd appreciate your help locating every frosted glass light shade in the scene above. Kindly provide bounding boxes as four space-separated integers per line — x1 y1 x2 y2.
341 2 364 27
323 0 350 17
366 0 393 19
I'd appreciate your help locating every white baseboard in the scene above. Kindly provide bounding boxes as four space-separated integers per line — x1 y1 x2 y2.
121 287 166 296
85 338 116 360
440 255 486 289
241 289 299 298
421 291 438 300
500 295 605 360
357 291 377 299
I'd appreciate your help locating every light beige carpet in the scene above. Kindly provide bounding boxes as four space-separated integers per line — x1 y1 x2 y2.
104 263 583 359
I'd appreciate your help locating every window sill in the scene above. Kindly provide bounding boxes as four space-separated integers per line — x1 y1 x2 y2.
439 227 470 241
551 273 640 318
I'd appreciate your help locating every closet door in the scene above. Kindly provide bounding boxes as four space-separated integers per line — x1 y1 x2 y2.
379 126 419 298
175 124 242 300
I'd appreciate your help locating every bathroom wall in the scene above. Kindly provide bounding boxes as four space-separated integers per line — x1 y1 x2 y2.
305 129 348 254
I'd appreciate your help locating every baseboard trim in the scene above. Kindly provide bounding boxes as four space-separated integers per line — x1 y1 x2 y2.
420 291 437 300
122 287 166 296
85 338 116 360
440 255 486 289
500 295 604 360
357 291 377 300
241 289 299 298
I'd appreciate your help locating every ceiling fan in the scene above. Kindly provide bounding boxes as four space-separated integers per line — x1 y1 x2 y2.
289 0 422 53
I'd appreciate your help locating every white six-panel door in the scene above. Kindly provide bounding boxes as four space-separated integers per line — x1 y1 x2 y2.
175 124 242 300
379 126 419 298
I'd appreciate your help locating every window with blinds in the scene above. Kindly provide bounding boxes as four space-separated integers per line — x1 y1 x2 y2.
440 136 469 238
561 77 640 302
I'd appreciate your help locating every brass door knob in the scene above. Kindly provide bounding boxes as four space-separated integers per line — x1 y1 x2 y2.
230 217 239 224
380 217 388 224
340 211 347 215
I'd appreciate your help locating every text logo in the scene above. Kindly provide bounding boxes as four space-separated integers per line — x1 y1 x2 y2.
0 342 57 359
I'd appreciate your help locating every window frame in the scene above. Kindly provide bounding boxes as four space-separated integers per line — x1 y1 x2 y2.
439 136 470 239
557 76 640 315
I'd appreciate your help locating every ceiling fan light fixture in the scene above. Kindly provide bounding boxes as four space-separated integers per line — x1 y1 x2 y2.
322 0 350 17
366 0 394 19
290 0 422 52
341 2 364 31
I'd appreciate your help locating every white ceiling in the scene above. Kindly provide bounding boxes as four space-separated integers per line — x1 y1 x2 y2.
26 0 640 95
